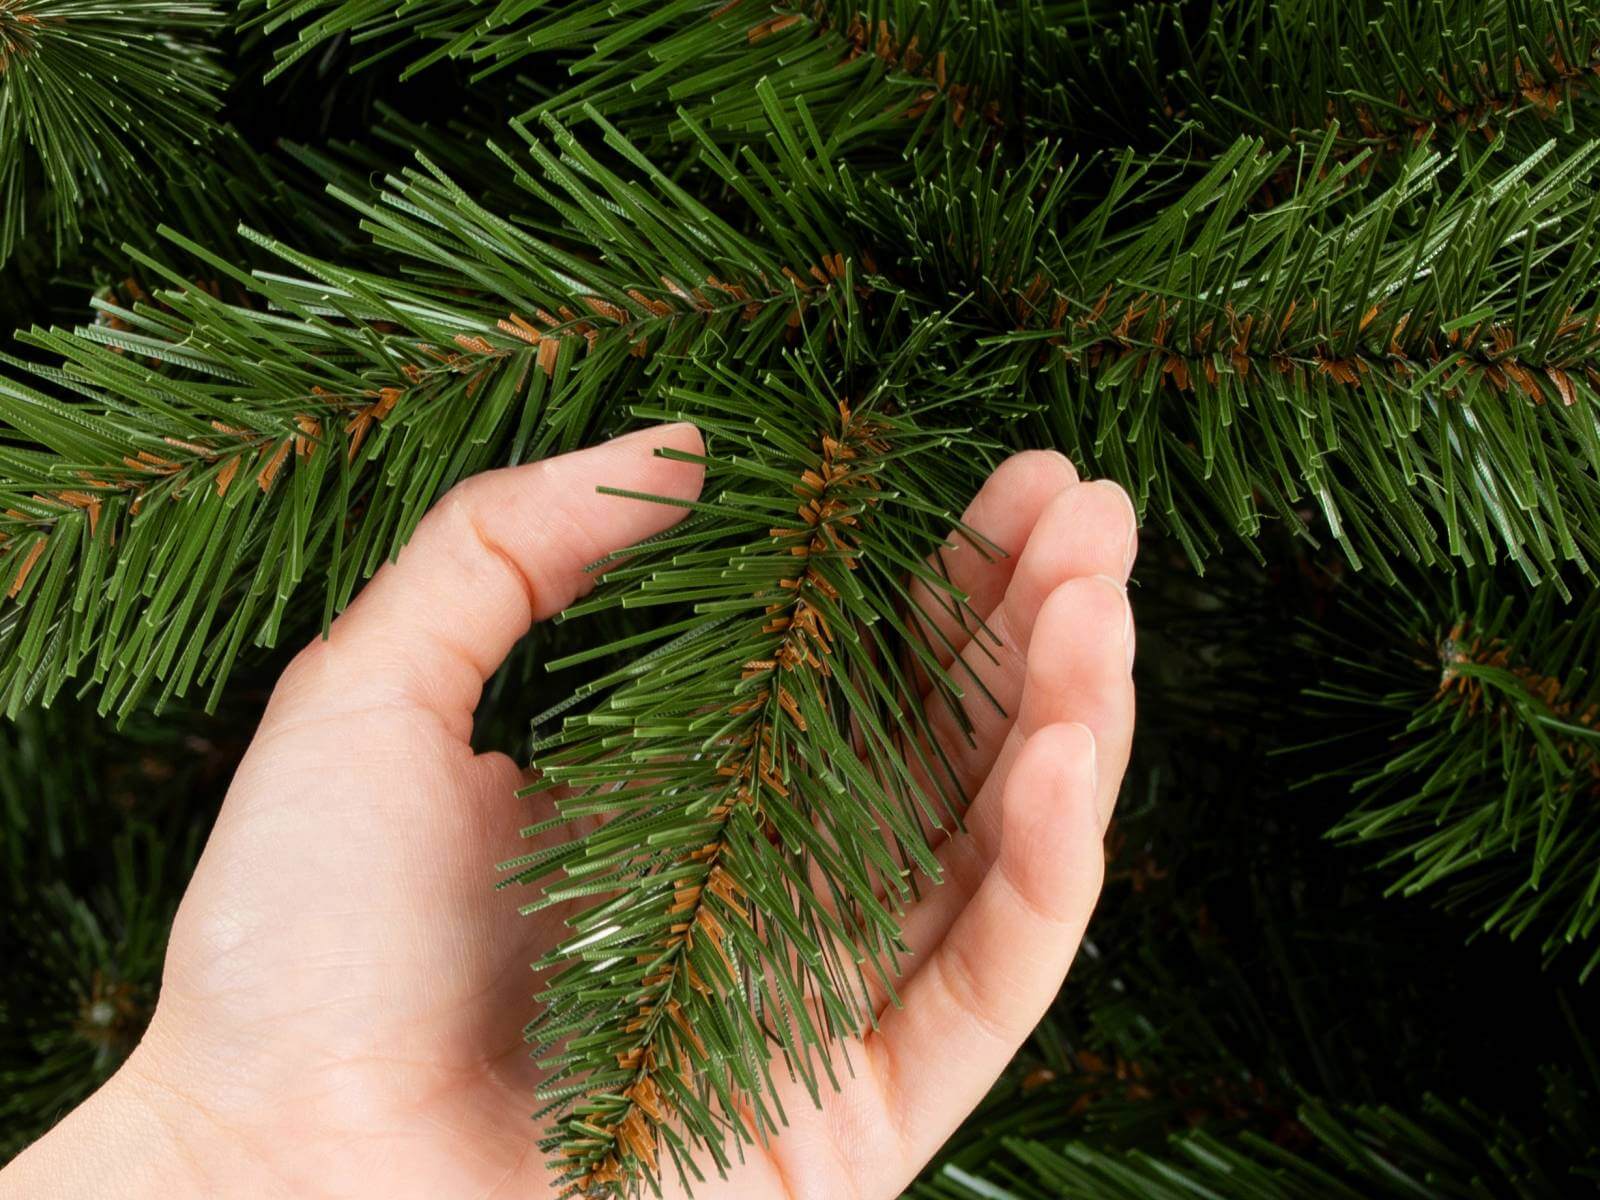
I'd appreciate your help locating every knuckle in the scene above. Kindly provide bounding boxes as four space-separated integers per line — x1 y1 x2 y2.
430 475 485 532
274 635 339 699
934 934 1015 1047
943 831 993 903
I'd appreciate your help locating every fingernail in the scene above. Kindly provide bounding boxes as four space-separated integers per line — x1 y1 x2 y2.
1091 574 1135 674
1124 601 1136 673
1071 722 1098 797
1089 480 1139 579
616 421 697 449
1112 485 1140 578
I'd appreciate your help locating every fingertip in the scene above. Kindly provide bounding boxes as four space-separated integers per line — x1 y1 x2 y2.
907 449 1080 671
606 421 707 501
530 423 708 600
959 451 1077 551
1008 481 1140 627
636 419 707 463
1086 478 1139 577
990 449 1079 499
1002 722 1104 901
612 419 704 452
1006 722 1097 833
1025 575 1131 692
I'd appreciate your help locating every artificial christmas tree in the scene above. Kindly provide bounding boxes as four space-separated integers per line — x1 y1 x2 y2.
2 0 1598 1195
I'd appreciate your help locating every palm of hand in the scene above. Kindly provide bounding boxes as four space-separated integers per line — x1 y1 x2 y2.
124 427 1136 1200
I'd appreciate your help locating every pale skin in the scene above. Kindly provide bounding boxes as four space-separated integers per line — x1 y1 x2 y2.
0 424 1137 1200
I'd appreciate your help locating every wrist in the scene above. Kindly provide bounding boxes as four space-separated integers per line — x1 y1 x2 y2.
0 1044 216 1199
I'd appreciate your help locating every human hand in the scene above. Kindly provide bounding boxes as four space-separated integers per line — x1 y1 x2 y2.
0 425 1136 1200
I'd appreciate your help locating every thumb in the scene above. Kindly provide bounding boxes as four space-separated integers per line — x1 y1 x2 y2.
265 423 705 740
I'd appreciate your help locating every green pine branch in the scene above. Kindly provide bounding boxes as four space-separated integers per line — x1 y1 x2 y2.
500 343 998 1194
0 1 230 267
0 691 233 1161
0 290 535 716
0 103 913 717
1308 570 1600 979
302 110 1600 583
241 1 1600 196
0 826 187 1157
915 1081 1599 1200
245 0 1042 159
1067 1 1600 174
4 90 1600 715
843 128 1600 575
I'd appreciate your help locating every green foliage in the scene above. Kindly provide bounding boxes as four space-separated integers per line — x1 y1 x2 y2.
0 700 92 871
901 133 1600 577
240 0 1600 183
1070 0 1600 166
1310 570 1600 978
0 186 541 715
0 827 189 1154
2 0 1600 1196
8 108 1600 721
909 543 1599 1198
0 1 229 267
916 1082 1599 1200
0 695 235 1157
505 346 1004 1190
